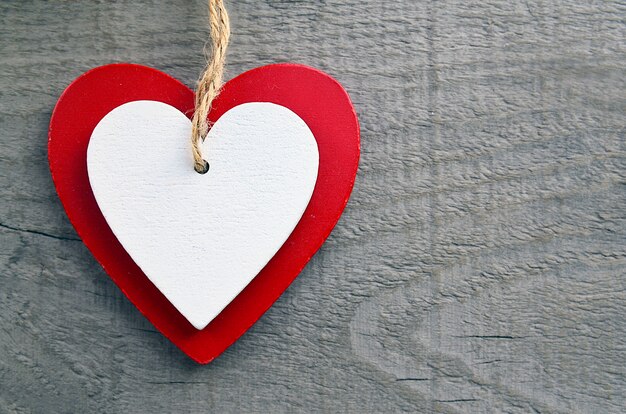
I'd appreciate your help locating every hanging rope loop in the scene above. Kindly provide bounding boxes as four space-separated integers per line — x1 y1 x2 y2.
190 0 230 174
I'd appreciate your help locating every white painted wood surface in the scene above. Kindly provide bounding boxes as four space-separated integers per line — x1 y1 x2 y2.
88 101 318 330
0 0 624 412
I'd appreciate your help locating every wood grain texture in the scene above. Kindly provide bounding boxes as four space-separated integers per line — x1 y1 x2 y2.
1 0 624 412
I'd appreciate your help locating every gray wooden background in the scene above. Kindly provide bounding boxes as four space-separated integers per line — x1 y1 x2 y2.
1 0 624 412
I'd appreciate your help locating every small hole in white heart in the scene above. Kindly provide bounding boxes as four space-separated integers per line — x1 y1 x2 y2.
195 160 210 174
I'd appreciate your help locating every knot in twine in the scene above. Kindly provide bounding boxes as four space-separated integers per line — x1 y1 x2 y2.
191 0 231 174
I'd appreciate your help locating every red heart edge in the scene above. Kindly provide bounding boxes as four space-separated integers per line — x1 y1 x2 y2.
48 63 360 364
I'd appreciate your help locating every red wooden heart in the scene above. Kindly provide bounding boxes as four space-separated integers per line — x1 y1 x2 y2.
48 63 360 363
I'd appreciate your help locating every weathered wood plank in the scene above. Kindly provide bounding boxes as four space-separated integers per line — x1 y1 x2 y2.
1 0 624 412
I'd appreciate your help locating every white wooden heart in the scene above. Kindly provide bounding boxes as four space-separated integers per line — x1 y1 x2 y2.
87 101 319 330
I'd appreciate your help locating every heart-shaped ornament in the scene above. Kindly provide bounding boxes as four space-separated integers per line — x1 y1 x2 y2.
88 101 319 330
49 63 359 363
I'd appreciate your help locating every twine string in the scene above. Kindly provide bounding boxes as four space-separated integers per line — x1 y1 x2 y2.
191 0 230 174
